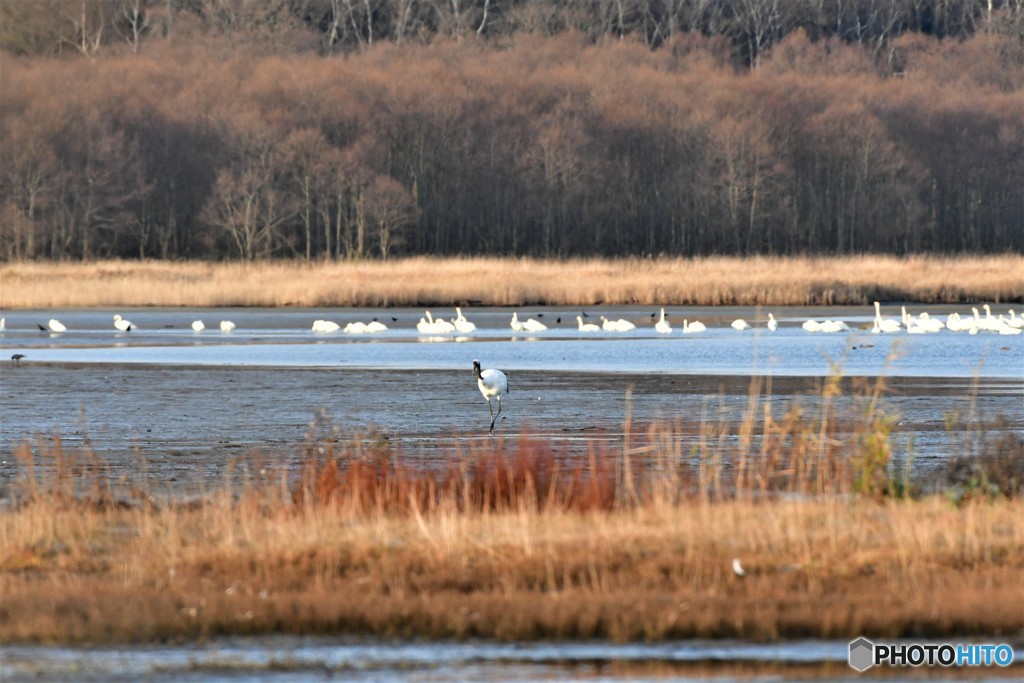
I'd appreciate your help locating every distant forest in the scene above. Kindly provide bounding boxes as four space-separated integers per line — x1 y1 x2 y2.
1 1 1023 261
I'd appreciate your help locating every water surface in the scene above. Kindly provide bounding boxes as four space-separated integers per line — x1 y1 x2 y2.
4 636 1020 682
2 306 1021 498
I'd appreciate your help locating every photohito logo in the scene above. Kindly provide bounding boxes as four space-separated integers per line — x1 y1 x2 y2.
848 637 1014 671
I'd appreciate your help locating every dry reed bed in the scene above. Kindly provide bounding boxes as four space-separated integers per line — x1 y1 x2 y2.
1 430 1022 645
2 255 1022 309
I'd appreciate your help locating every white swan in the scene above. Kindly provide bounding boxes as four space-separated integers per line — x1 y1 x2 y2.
601 316 636 332
219 320 236 333
344 320 387 334
577 315 600 332
312 319 341 332
957 307 982 335
802 319 821 333
731 319 751 331
654 308 672 334
417 312 436 334
998 320 1022 335
512 311 547 332
453 307 477 333
872 302 901 334
992 312 1022 335
817 319 849 333
113 314 134 332
682 319 706 334
979 304 1001 332
452 317 476 333
910 311 943 333
47 318 66 333
767 313 778 331
418 311 454 334
522 317 547 332
191 320 205 333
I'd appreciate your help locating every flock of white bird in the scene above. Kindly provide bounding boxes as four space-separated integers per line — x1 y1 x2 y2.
0 315 241 335
4 301 1022 338
331 301 1024 336
864 301 1023 335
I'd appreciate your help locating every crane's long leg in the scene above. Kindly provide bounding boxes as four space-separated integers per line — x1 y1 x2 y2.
490 398 502 433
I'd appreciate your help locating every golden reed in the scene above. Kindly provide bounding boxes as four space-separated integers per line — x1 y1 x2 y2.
2 254 1022 308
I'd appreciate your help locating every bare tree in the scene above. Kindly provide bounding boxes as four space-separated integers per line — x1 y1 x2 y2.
0 120 58 259
281 128 333 260
204 134 295 260
733 0 790 68
391 0 418 43
117 0 151 53
365 175 416 258
477 0 492 37
70 0 106 58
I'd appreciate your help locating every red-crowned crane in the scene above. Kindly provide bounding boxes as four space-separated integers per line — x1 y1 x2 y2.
473 359 508 434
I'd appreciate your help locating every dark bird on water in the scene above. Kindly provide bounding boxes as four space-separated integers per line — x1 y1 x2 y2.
11 353 25 366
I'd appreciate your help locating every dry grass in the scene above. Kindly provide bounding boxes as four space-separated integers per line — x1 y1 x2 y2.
2 254 1022 308
2 416 1022 646
2 477 1021 645
2 377 1020 646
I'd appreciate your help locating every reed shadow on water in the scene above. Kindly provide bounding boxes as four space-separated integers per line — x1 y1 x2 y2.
3 363 1021 500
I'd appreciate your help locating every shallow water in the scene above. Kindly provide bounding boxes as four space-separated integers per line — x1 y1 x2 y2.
1 306 1022 499
3 305 1022 377
2 637 1020 682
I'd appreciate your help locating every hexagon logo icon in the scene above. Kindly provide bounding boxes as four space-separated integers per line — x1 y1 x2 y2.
848 637 875 672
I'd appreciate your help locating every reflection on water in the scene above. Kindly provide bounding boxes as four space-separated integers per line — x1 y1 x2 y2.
2 637 1021 682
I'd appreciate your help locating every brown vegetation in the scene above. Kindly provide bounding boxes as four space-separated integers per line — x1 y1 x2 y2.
3 488 1021 645
2 18 1023 262
2 255 1023 309
2 375 1022 645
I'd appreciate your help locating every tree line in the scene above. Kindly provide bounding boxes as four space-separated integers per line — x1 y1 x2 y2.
4 1 1024 65
1 5 1023 260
